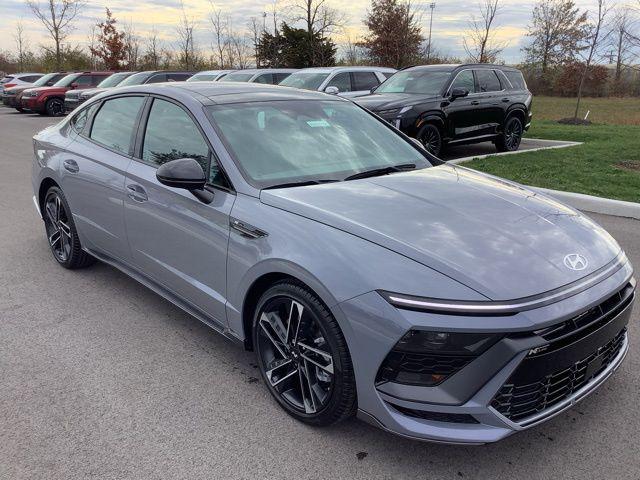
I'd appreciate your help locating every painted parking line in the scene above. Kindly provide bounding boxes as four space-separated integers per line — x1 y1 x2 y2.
445 138 582 165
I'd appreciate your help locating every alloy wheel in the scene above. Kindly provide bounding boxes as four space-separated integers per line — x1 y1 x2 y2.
44 193 73 262
47 99 64 116
420 126 442 155
504 119 523 150
256 296 335 414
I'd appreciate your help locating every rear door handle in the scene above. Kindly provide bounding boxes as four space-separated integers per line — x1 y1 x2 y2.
126 184 148 202
63 159 79 173
470 100 480 106
502 98 510 103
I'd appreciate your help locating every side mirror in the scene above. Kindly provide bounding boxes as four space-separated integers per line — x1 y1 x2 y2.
450 87 469 100
70 82 79 89
46 81 55 86
156 158 213 204
324 86 339 95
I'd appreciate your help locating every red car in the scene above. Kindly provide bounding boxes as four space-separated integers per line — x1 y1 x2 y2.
20 71 113 116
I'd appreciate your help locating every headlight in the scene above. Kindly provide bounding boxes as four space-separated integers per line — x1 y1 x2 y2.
376 330 502 386
377 106 412 118
26 91 40 97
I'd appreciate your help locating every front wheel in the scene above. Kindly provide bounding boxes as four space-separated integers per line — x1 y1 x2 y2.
417 124 443 156
42 187 95 269
495 116 523 152
15 107 24 113
253 281 357 426
45 97 65 117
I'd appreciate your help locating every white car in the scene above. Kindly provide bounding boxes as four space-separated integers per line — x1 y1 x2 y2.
0 72 44 95
187 70 235 82
279 66 397 98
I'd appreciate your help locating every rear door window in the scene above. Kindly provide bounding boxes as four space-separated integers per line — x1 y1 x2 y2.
167 73 191 82
274 72 291 83
147 73 167 83
74 75 94 87
254 73 274 84
352 71 380 91
474 70 501 93
89 96 145 155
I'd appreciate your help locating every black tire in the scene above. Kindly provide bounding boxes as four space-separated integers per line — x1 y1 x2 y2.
417 123 443 156
15 107 24 113
253 280 357 426
42 186 95 269
495 116 523 152
44 97 65 117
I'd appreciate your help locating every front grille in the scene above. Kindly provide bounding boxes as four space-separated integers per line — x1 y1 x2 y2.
391 404 479 424
492 328 626 422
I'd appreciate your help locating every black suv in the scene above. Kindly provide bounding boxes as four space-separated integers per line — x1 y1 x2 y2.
354 64 532 156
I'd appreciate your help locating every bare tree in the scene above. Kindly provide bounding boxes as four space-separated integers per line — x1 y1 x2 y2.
463 0 505 63
87 22 99 69
574 0 611 120
209 4 229 67
13 21 29 71
248 16 262 67
143 27 162 70
290 0 347 65
608 6 638 85
175 4 200 70
124 21 141 70
26 0 85 69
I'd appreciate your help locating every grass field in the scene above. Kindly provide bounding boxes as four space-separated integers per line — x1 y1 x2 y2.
464 96 640 203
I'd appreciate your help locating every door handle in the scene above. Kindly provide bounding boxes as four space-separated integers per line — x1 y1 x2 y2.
470 100 480 106
126 184 148 202
63 159 79 173
502 98 510 103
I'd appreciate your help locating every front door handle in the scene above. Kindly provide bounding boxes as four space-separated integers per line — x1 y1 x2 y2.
502 98 510 103
470 100 480 106
63 159 79 173
126 184 148 202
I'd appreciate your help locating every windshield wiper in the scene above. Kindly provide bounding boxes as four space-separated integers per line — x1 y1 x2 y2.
264 179 339 190
344 163 416 181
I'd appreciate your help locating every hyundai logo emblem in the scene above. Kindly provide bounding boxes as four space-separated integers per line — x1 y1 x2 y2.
564 253 588 271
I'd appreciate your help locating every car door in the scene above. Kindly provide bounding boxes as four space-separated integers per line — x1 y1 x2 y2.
442 69 479 140
350 71 381 98
473 69 505 135
61 95 146 261
123 97 235 327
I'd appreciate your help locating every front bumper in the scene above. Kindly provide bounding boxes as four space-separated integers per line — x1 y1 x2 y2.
21 96 44 112
338 257 634 444
64 97 81 112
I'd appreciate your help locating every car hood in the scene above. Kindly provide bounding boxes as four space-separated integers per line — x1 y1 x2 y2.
354 93 440 111
3 85 30 95
260 166 622 301
27 86 68 95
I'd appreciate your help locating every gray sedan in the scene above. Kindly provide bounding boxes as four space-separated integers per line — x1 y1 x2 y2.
31 82 635 444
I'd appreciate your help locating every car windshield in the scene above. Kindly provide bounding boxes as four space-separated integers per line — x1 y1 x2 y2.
188 73 217 81
376 70 452 95
96 72 131 88
118 71 153 87
31 73 58 87
53 73 81 87
207 100 430 188
279 72 330 90
220 72 254 82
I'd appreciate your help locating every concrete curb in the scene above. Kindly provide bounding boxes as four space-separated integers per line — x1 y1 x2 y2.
533 187 640 220
448 139 582 165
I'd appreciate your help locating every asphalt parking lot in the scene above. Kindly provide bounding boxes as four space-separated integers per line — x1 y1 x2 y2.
0 107 638 480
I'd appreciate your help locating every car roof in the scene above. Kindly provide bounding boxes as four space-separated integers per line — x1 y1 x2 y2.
291 66 397 73
228 68 298 74
406 63 520 72
107 81 347 105
194 70 235 75
11 72 44 77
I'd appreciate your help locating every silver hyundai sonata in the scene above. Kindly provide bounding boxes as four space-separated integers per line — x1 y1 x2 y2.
32 82 635 444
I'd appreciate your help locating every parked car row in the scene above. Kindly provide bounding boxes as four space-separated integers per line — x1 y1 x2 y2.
2 63 533 156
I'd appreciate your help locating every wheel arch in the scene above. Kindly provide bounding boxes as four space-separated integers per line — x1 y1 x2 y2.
38 177 60 215
504 106 526 126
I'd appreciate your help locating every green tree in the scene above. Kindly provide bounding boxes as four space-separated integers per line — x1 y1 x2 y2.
258 23 336 68
359 0 423 68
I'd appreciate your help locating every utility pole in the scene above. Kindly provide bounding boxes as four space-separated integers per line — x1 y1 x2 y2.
427 2 436 62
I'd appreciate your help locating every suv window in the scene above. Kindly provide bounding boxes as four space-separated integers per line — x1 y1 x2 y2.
254 73 273 84
90 96 145 154
142 99 210 174
22 75 42 83
167 73 191 82
147 73 167 83
327 72 351 92
274 72 291 83
475 70 501 93
74 75 94 86
381 72 395 79
450 70 475 93
353 71 380 91
504 71 527 90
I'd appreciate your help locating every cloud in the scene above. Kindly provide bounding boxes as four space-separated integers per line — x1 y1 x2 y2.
0 0 607 64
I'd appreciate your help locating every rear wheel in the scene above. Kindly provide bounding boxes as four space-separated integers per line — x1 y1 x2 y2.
44 97 65 117
417 123 443 156
495 116 523 152
42 187 95 269
253 281 356 426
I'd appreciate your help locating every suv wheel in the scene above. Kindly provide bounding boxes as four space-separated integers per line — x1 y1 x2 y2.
253 281 357 426
42 187 95 269
44 97 65 117
417 124 443 156
496 116 523 152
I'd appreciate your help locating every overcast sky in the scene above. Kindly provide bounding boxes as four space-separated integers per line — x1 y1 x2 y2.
0 0 616 63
